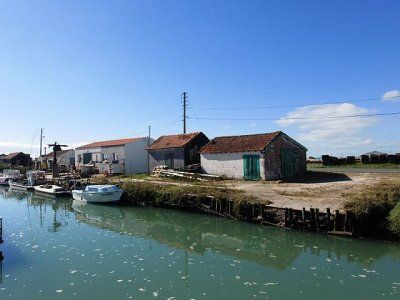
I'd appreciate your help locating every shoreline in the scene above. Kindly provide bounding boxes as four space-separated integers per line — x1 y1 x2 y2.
115 173 400 242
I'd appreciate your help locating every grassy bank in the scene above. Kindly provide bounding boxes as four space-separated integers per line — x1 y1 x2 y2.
344 181 400 239
120 181 267 211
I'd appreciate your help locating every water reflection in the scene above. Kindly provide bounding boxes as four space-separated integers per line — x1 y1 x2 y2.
1 190 400 299
2 188 400 272
71 202 400 270
0 251 3 284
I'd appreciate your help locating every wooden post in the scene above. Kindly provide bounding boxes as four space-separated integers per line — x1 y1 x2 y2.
247 203 253 219
310 208 316 231
326 208 331 231
334 210 339 231
344 211 350 232
258 203 263 220
288 208 293 227
315 208 319 231
350 211 356 234
302 208 306 230
241 201 247 218
284 208 289 227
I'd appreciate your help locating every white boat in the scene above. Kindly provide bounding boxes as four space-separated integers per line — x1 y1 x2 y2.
27 170 47 185
8 170 47 191
9 180 35 191
34 184 71 197
72 185 123 203
0 169 21 185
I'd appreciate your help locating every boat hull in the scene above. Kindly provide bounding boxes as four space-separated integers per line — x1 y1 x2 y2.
72 190 123 203
34 185 71 197
9 181 34 191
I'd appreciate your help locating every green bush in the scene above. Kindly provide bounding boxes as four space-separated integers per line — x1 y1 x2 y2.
121 181 266 207
389 202 400 236
344 182 400 238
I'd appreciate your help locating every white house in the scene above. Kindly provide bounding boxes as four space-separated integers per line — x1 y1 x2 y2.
37 149 75 172
200 131 307 180
75 137 154 174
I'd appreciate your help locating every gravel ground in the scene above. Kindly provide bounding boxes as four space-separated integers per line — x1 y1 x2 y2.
227 171 400 211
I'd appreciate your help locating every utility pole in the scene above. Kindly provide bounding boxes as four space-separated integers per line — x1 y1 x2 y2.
182 92 187 134
39 128 44 157
147 126 151 174
48 142 68 179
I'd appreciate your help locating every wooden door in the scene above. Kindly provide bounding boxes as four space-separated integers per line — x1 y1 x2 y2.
243 155 260 180
165 153 174 169
282 149 294 178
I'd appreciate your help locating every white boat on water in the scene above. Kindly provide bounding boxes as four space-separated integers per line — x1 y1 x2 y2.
9 170 47 191
0 169 21 185
34 184 71 197
72 185 123 203
9 180 35 191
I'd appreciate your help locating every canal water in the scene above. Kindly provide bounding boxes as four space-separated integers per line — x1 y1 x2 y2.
0 188 399 299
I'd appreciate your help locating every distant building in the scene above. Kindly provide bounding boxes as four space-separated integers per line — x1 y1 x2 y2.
37 149 76 172
200 131 307 180
75 137 153 174
147 132 210 171
361 151 387 156
0 152 32 167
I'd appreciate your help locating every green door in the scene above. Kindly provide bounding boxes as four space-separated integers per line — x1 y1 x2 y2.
165 153 174 169
243 155 260 180
282 149 294 178
83 153 91 164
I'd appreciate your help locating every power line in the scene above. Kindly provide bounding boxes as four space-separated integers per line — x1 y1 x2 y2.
191 95 400 110
190 67 400 104
189 111 400 121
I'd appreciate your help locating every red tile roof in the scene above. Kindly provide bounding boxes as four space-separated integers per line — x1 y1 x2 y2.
199 131 282 154
43 149 72 158
147 132 204 150
76 137 143 150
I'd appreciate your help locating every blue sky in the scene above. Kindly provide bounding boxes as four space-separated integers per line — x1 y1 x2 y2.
0 0 399 157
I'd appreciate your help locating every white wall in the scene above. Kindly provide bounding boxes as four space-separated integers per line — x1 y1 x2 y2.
57 149 75 169
75 146 124 168
200 151 265 179
125 137 154 174
75 138 154 174
75 147 101 167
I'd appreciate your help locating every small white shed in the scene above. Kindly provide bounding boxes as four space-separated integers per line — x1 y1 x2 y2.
200 131 307 180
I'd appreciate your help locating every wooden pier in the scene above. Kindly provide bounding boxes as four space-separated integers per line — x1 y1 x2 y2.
130 193 355 236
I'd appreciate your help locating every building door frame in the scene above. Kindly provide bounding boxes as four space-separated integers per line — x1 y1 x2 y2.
243 154 261 180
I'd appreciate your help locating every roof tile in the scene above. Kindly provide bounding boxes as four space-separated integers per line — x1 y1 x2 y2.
147 132 204 150
1 152 25 159
76 138 143 150
200 132 282 154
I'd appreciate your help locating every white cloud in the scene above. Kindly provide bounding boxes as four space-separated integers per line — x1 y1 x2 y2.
382 90 400 101
276 103 377 147
249 122 257 127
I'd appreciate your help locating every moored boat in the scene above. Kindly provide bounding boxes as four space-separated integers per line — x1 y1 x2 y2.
8 170 47 191
72 185 123 203
9 180 35 191
0 169 21 185
34 184 71 197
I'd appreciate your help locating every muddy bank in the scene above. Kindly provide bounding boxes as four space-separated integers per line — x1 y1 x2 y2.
119 181 361 238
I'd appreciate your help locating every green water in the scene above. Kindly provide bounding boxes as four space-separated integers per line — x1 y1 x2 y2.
0 188 399 299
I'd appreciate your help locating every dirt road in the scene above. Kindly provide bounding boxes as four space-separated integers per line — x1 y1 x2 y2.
227 171 399 211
